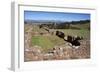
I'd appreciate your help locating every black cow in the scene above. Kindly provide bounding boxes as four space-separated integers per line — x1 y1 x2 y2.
74 36 83 40
71 39 80 46
56 31 65 39
66 35 83 47
66 35 73 42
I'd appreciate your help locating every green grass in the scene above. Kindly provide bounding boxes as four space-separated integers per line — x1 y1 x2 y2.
58 29 90 39
32 35 65 52
70 23 90 29
32 36 54 52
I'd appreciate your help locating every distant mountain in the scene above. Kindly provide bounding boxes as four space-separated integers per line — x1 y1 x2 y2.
24 20 66 24
24 19 90 25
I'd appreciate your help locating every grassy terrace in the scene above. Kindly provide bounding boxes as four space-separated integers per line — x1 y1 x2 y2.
58 29 90 39
32 35 65 52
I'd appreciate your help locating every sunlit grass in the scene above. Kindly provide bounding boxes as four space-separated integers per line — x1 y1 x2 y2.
32 35 65 52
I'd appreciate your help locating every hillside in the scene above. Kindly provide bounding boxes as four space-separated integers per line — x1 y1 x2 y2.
24 22 90 62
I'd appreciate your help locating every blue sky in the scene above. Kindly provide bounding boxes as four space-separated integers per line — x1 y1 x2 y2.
24 11 90 22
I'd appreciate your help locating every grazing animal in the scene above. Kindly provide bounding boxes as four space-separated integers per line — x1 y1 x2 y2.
65 35 73 42
56 31 65 39
65 35 83 49
55 30 83 49
71 39 80 46
74 36 83 40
